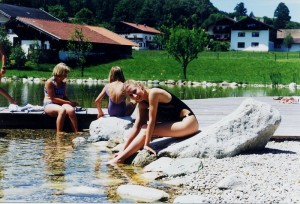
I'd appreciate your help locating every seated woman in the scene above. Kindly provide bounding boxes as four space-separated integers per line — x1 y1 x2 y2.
108 80 199 164
95 66 136 118
43 63 79 135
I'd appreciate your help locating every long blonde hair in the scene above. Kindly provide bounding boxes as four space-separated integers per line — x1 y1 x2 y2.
108 66 125 83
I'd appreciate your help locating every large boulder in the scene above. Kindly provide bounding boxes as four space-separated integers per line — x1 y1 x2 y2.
88 116 133 142
156 98 281 158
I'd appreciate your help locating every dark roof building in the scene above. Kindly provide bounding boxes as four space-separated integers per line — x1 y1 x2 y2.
0 3 60 23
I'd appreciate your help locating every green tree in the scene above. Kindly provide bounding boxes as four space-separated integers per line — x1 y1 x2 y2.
9 44 26 69
0 27 12 67
166 27 208 80
47 5 69 22
274 2 291 29
234 2 247 20
283 33 293 52
67 28 92 77
72 8 94 25
285 21 300 29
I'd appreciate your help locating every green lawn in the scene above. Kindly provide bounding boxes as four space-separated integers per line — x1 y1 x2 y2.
4 50 300 85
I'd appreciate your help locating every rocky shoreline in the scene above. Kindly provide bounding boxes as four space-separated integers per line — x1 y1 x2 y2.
1 76 299 90
168 140 300 203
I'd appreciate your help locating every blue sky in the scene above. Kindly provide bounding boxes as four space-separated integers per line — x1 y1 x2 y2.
210 0 300 23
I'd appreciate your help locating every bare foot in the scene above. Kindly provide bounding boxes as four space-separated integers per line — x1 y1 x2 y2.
56 131 67 136
106 157 124 165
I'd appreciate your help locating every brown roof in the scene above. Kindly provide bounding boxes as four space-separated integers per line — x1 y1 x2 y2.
277 29 300 39
121 21 162 34
17 17 137 46
86 25 138 46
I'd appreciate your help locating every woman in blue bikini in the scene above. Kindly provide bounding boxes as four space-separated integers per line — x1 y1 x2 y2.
44 63 79 135
108 80 199 164
95 66 136 118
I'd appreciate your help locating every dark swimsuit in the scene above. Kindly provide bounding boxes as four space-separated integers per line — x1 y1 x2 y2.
105 87 126 116
145 88 195 122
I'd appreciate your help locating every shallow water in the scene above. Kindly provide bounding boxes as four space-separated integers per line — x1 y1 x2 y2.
0 129 178 202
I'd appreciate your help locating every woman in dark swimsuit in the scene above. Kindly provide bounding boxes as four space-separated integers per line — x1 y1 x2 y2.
108 80 199 164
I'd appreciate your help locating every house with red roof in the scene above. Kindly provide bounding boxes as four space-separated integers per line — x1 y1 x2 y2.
0 3 137 62
115 21 162 50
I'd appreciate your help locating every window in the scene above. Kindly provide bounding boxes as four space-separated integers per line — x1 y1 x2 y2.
252 32 259 37
238 32 245 37
238 42 245 48
251 42 259 47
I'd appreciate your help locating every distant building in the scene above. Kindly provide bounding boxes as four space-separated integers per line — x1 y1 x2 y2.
207 16 236 41
276 29 300 52
115 21 162 50
230 17 277 51
0 3 137 62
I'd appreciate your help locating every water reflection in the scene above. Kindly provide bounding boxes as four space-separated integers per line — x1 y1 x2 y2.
0 129 179 202
1 81 299 107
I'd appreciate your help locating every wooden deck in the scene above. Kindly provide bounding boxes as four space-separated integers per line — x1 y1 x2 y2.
0 97 299 139
184 97 300 139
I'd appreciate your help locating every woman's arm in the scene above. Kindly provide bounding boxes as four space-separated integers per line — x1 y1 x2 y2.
95 85 107 118
121 102 147 151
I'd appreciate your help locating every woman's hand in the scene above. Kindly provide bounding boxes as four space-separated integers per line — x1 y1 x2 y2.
143 145 156 156
70 101 78 107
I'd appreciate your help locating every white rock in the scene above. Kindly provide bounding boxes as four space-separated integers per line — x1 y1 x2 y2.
158 98 281 159
117 184 169 202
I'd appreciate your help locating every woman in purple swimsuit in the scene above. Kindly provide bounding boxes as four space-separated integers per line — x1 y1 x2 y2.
108 80 199 164
44 63 79 135
95 66 136 118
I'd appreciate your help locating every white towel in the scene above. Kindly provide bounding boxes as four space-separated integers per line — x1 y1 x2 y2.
9 103 44 112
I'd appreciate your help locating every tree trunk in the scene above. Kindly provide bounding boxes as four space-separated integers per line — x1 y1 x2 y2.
182 64 187 80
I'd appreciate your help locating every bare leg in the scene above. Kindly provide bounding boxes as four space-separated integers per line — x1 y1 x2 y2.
62 104 78 133
44 104 66 133
108 116 199 164
0 87 16 104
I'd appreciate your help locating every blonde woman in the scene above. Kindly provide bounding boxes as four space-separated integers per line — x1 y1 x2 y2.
44 63 79 135
95 66 135 118
108 80 199 164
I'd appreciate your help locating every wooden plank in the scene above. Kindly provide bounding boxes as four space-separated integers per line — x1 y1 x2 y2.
184 97 300 138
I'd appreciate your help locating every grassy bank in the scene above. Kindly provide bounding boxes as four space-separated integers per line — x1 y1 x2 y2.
4 50 300 84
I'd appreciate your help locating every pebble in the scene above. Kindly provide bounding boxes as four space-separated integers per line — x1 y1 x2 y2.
170 141 300 203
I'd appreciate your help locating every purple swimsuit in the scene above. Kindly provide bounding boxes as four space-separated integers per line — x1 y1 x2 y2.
105 88 126 116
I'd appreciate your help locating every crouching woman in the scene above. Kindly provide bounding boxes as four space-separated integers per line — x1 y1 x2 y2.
108 80 199 164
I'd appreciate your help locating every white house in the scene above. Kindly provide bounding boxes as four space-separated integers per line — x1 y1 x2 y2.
230 17 277 51
115 21 162 50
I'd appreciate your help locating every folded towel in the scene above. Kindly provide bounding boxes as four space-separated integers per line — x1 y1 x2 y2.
9 103 44 112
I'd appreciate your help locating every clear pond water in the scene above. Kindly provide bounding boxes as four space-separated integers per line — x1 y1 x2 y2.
0 129 178 202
